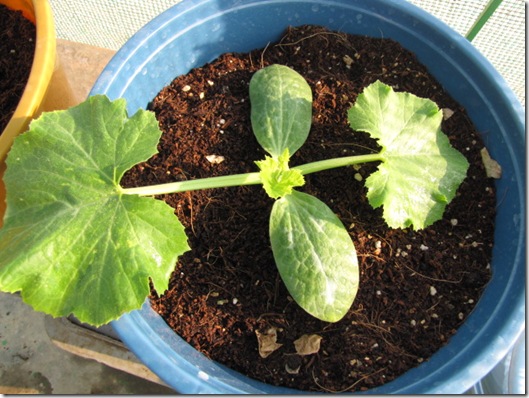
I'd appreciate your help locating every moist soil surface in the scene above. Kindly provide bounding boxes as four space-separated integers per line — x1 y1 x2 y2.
0 5 36 134
121 25 495 392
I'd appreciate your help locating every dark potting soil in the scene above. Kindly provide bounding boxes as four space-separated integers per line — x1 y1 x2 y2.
121 25 495 392
0 4 36 134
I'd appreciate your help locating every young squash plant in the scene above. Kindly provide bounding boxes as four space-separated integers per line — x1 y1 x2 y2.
0 64 468 326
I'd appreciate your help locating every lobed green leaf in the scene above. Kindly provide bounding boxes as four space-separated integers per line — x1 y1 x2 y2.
0 95 190 326
348 81 469 229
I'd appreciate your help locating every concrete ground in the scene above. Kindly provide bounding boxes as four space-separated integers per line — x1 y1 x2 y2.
0 292 176 394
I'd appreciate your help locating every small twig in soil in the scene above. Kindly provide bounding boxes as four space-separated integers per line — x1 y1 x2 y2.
259 41 271 69
399 262 464 284
350 319 391 336
277 30 355 54
206 281 232 297
256 313 287 323
185 191 196 236
312 367 387 393
357 253 387 263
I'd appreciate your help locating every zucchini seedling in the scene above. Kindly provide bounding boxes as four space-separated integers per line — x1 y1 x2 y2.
0 64 468 325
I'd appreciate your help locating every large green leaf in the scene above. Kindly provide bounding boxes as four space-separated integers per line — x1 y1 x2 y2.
270 190 359 322
250 64 312 157
348 81 469 229
0 95 190 326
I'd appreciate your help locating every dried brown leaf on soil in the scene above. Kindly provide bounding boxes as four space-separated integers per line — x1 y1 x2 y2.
480 147 502 179
294 334 322 356
255 327 283 358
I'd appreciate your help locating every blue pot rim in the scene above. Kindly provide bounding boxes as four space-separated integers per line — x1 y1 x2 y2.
88 0 525 393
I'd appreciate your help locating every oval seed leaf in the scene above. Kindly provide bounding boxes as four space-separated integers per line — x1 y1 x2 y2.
250 64 312 157
348 81 469 230
270 191 359 322
0 95 190 326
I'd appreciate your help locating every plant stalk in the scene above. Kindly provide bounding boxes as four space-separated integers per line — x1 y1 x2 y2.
120 172 262 196
465 0 503 41
296 153 383 175
120 153 384 196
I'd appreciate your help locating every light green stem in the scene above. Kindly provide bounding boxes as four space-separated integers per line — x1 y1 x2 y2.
120 153 384 196
296 153 383 175
120 172 262 196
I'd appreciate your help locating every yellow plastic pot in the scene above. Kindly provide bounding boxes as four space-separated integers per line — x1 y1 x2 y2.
0 0 56 222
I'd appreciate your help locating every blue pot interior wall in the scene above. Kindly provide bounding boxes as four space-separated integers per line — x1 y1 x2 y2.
91 0 525 394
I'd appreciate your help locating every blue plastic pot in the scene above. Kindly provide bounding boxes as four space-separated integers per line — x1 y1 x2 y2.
90 0 525 393
480 328 526 394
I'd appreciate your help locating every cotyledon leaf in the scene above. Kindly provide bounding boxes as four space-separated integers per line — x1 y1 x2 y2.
348 81 469 229
270 190 359 322
250 64 313 157
0 95 190 326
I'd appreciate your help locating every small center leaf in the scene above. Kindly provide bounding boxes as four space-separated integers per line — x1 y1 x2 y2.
255 149 304 199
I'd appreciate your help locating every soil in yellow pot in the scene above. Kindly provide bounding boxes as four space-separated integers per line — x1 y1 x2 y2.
0 0 56 223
